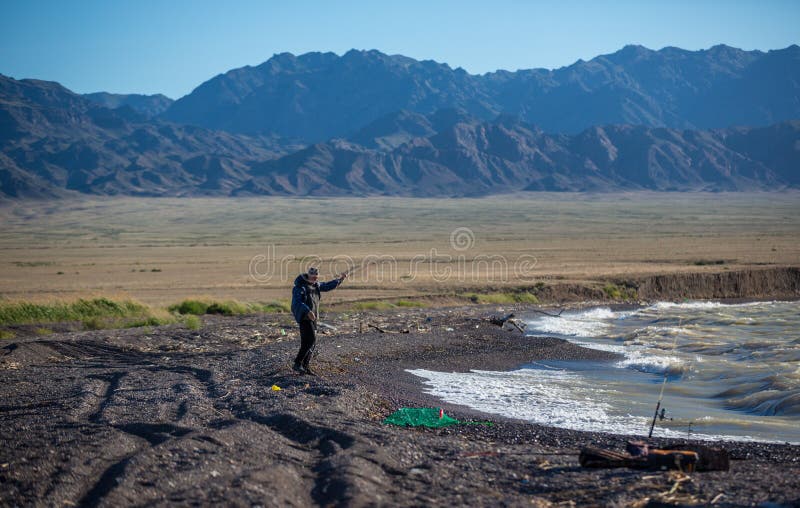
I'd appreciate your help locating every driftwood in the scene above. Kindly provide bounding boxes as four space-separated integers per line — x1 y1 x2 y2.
485 313 515 326
505 319 527 333
580 446 699 472
366 323 411 334
579 441 729 472
483 313 527 333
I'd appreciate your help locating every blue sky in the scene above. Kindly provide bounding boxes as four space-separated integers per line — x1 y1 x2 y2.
1 0 798 99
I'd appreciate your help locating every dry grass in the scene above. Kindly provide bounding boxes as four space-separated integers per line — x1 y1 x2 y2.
0 193 798 306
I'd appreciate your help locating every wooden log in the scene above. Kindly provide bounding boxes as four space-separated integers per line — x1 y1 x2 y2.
486 313 515 326
580 446 704 472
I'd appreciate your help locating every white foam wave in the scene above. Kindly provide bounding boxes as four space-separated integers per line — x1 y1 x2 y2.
614 350 684 375
406 368 791 443
407 367 644 435
649 300 781 311
407 369 788 441
526 307 621 338
570 338 683 376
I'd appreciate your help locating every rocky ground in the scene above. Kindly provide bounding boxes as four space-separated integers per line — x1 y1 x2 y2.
1 304 799 507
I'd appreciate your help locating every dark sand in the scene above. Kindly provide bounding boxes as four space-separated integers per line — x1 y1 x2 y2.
1 304 799 506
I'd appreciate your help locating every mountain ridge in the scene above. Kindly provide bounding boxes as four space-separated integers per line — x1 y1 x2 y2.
2 43 799 199
161 44 800 141
83 92 174 118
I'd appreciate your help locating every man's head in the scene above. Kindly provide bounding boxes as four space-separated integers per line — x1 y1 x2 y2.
306 267 319 283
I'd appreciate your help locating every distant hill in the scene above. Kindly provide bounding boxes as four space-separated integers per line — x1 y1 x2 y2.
161 45 800 141
83 92 173 118
245 111 800 195
2 42 800 199
0 75 292 198
2 73 797 198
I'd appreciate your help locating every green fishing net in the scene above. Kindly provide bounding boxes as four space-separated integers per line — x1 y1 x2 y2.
382 407 460 428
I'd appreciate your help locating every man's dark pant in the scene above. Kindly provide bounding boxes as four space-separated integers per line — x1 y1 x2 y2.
294 320 316 368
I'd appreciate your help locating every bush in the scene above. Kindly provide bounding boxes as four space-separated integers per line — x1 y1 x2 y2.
168 300 210 315
169 298 290 317
395 299 426 308
206 301 248 316
693 259 726 266
184 315 202 330
0 297 150 325
124 316 175 328
258 300 291 313
464 292 539 304
603 284 637 300
82 317 105 330
603 284 622 299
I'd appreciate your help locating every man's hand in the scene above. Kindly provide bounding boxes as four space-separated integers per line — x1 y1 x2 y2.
338 272 348 282
307 311 316 321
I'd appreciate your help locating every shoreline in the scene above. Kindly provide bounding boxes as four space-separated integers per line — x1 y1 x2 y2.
2 298 799 505
339 300 799 444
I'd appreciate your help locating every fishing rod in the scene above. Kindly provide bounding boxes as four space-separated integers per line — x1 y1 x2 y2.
530 308 565 318
648 319 682 438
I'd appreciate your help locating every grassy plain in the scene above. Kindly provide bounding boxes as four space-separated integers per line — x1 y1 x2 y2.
0 193 798 308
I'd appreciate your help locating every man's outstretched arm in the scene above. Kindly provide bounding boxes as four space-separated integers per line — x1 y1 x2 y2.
319 273 347 292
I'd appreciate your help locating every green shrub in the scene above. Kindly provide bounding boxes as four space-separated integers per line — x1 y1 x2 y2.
258 300 291 313
0 297 150 325
82 317 105 330
603 284 637 300
464 292 539 304
184 315 202 330
168 300 210 315
603 284 622 299
0 330 15 340
169 298 289 317
514 292 540 304
124 316 175 328
693 259 726 266
395 299 426 308
206 301 249 316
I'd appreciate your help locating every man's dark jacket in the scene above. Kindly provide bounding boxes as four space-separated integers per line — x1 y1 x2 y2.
291 274 340 323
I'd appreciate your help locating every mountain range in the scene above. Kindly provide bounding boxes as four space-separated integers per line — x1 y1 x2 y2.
162 44 800 140
83 92 173 119
1 44 799 198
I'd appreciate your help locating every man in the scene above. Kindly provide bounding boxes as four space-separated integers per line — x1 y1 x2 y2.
291 267 347 375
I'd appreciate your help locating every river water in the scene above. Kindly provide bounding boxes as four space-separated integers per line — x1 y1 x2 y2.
409 300 800 443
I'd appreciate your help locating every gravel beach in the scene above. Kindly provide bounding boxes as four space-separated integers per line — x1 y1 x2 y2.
2 304 799 506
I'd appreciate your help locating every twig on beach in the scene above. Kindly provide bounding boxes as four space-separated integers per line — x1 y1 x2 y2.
508 319 527 333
